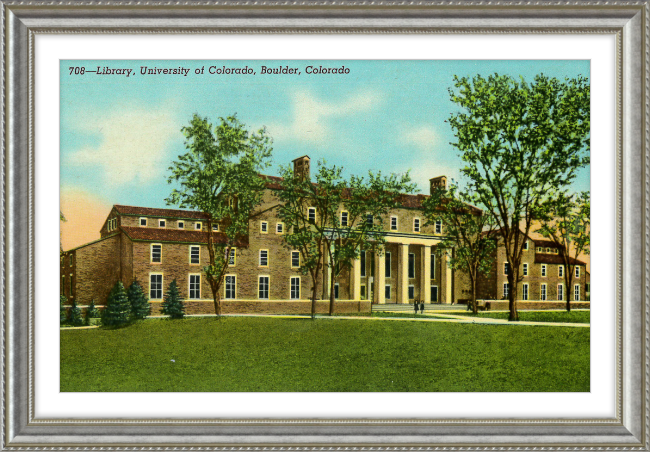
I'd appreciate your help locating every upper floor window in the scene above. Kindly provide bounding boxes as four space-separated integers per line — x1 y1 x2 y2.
308 207 316 223
260 221 268 233
575 266 581 278
212 224 219 232
546 247 551 253
541 264 547 277
523 263 528 276
159 219 166 228
291 251 300 268
430 253 436 280
390 216 398 231
435 220 442 234
189 245 200 265
177 221 184 229
341 211 349 227
259 249 269 267
151 244 162 263
195 222 202 231
537 247 543 252
360 250 366 277
69 254 74 267
276 223 284 234
413 218 421 233
504 262 510 275
408 253 415 279
226 248 236 266
366 214 374 227
139 217 147 227
523 241 528 250
559 265 564 277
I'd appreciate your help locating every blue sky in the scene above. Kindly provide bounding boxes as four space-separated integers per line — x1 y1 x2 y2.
60 59 590 209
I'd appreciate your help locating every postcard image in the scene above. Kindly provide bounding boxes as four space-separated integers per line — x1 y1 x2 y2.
59 59 590 393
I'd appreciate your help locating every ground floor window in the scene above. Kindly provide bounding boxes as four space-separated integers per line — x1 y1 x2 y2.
574 284 580 301
290 276 300 299
522 283 529 301
540 283 547 301
258 276 269 299
150 274 163 299
189 274 201 299
334 283 339 299
408 285 415 300
558 284 564 301
503 283 509 299
385 285 391 300
225 275 236 299
431 286 438 303
360 285 366 300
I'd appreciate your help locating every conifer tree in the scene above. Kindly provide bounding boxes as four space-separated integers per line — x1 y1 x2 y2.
127 280 151 320
84 299 101 326
67 300 84 327
161 279 185 319
102 281 131 327
60 295 67 325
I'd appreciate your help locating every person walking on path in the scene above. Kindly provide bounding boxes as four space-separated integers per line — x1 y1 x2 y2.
414 300 419 316
420 302 425 314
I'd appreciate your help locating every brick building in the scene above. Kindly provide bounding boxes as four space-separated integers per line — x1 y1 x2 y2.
61 156 462 315
475 233 591 310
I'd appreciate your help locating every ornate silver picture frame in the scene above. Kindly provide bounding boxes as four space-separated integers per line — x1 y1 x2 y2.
3 0 647 449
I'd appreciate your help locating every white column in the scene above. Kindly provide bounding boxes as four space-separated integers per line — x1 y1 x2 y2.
445 253 453 304
421 245 431 304
374 251 386 304
351 254 361 301
398 244 409 304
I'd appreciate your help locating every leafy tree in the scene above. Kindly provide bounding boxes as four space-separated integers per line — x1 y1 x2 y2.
537 191 590 311
60 295 67 325
67 300 84 327
84 299 101 326
161 279 185 319
423 183 497 314
102 281 131 327
277 160 415 316
448 73 590 320
166 114 272 318
127 280 151 320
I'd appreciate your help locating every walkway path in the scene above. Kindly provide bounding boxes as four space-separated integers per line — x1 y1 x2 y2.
61 313 589 329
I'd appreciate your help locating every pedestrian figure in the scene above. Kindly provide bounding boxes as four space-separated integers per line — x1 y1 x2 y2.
414 299 419 315
420 302 425 314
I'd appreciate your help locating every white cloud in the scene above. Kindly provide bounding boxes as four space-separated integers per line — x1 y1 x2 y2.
268 89 382 145
66 105 178 183
399 125 437 151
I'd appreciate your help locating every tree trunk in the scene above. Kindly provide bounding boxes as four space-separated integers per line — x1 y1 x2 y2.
507 272 519 321
565 269 574 313
311 284 317 320
328 267 336 316
470 274 478 315
209 278 221 319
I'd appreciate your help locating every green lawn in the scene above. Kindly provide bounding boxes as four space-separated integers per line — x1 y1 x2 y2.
61 317 589 392
450 310 590 324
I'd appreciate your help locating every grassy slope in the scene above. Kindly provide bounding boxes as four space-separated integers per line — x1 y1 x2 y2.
61 317 589 392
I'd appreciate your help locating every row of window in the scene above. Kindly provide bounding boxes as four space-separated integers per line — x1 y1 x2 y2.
147 273 440 302
359 251 437 279
138 217 219 231
299 209 442 234
149 244 299 268
107 218 118 232
502 283 582 301
504 262 581 278
259 221 284 234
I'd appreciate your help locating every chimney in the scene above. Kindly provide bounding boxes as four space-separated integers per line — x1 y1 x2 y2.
292 155 311 181
429 176 447 194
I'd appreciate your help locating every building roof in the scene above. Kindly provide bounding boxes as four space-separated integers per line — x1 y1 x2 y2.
534 254 585 266
114 205 210 220
120 226 248 246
